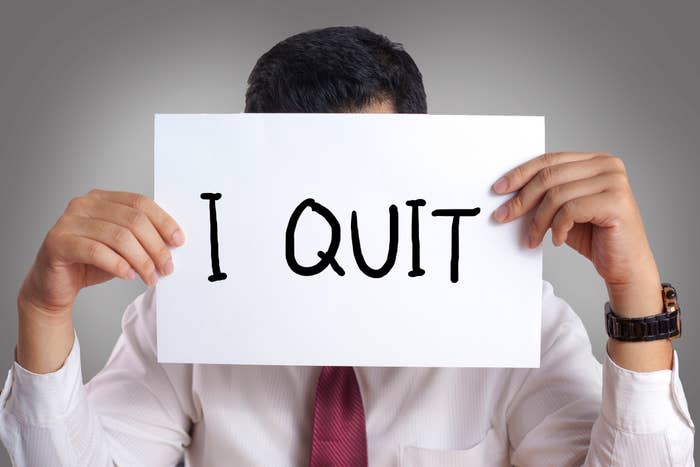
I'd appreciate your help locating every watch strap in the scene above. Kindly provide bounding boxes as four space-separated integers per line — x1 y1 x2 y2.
605 303 681 342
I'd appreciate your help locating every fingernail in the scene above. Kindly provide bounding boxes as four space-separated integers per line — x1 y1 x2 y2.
126 268 136 280
163 258 174 276
493 205 508 223
493 177 508 194
171 229 185 246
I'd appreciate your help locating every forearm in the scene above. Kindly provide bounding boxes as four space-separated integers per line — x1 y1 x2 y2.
606 339 673 373
16 291 75 374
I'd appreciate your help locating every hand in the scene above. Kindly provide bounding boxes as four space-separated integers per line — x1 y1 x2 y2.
18 189 185 318
491 152 662 318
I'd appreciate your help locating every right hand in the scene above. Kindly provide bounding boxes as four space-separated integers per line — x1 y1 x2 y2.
18 189 185 318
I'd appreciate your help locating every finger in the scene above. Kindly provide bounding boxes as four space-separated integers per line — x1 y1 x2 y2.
550 192 618 246
493 152 608 195
53 234 135 281
63 215 160 286
528 173 624 247
68 197 173 276
493 155 624 223
85 189 184 247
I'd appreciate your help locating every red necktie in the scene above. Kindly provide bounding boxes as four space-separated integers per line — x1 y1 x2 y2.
309 366 368 466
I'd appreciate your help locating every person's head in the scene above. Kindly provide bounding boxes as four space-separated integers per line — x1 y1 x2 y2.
244 26 427 114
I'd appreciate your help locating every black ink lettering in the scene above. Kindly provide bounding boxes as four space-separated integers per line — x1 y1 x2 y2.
286 199 345 276
431 208 481 283
405 199 426 277
351 205 399 278
200 193 227 282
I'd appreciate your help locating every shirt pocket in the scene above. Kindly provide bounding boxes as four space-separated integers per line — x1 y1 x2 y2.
400 428 510 467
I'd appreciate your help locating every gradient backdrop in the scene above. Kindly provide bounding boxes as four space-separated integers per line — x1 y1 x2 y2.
1 1 698 464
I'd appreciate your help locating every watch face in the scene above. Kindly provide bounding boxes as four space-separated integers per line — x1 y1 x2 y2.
662 283 679 312
662 283 681 340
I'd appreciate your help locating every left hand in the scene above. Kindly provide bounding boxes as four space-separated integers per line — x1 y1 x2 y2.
492 152 662 317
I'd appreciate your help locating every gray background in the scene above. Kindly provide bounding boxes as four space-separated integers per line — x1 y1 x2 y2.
1 0 698 464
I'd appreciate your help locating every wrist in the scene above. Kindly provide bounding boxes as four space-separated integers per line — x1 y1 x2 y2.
605 279 674 372
17 275 73 323
606 270 662 319
17 293 73 328
604 265 674 372
16 288 75 374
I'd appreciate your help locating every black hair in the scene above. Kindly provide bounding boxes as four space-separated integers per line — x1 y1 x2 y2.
244 26 427 113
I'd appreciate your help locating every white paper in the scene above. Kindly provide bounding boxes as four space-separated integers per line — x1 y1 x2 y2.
155 114 543 367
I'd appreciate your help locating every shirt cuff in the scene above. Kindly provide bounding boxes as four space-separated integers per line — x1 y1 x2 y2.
602 349 694 434
0 332 85 425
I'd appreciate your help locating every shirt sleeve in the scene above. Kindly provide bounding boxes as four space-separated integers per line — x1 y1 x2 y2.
0 288 194 467
508 281 695 467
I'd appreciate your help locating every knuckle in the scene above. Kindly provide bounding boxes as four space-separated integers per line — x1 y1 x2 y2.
610 156 626 172
620 189 636 207
509 165 525 184
561 199 577 216
86 188 102 197
156 245 171 264
544 185 562 205
126 209 147 229
160 215 176 233
530 211 545 231
53 214 71 231
90 219 109 238
116 259 130 276
551 214 564 230
66 196 86 212
508 195 524 213
112 225 132 245
538 166 556 185
610 171 629 188
131 194 150 211
542 152 559 165
52 216 76 239
140 256 156 274
86 241 103 262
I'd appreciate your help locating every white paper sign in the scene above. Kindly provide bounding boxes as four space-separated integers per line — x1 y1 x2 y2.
155 114 544 367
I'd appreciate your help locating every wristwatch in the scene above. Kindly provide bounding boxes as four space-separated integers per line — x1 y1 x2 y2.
605 283 681 342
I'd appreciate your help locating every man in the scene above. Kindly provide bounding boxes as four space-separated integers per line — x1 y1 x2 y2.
0 26 694 466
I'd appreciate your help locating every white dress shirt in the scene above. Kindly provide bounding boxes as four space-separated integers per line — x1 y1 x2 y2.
0 281 694 466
